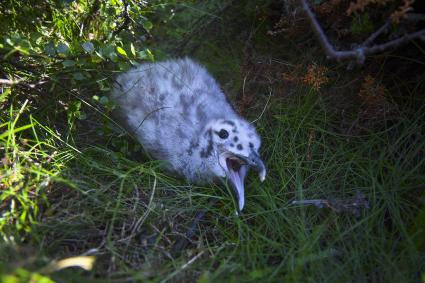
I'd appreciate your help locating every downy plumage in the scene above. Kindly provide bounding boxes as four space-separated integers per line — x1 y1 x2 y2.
111 58 266 211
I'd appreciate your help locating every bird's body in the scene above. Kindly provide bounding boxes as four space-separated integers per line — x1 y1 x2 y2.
112 58 265 210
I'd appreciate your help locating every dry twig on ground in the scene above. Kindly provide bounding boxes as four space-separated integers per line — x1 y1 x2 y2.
292 192 370 217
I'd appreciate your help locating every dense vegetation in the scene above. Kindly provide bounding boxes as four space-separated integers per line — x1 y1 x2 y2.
1 0 424 282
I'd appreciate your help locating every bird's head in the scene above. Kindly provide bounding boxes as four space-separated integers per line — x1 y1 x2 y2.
202 118 266 211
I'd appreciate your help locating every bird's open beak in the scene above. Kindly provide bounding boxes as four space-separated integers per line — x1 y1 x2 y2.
219 151 266 211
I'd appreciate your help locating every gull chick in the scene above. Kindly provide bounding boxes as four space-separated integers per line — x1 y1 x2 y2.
112 58 266 211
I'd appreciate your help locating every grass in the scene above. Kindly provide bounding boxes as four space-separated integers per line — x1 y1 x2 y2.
2 86 424 282
1 0 425 282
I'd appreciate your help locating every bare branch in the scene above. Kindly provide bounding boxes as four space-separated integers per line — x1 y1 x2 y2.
366 28 425 53
292 192 369 217
362 20 391 47
405 13 425 22
299 0 425 64
0 78 47 88
0 78 22 85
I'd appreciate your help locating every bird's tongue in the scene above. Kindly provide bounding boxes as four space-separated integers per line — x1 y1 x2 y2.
226 159 248 211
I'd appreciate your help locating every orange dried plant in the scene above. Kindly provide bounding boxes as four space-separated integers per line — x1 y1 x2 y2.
347 0 392 15
281 72 298 82
390 0 415 23
347 0 415 23
315 0 343 15
302 64 329 91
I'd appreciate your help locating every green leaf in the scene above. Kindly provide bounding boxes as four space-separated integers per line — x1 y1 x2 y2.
78 111 87 120
31 32 44 45
143 20 153 31
145 48 154 61
99 96 109 105
116 46 128 58
92 52 104 63
129 59 139 66
101 44 118 61
138 50 148 59
0 88 11 103
44 42 56 56
73 72 85 81
57 43 69 57
109 52 118 62
130 43 136 57
118 61 130 71
82 42 95 53
62 60 76 67
30 273 55 283
5 38 13 46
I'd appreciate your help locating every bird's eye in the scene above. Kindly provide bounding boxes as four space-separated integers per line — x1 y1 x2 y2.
218 129 229 139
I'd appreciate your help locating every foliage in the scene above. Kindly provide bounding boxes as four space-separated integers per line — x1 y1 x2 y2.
0 0 159 236
347 0 415 23
1 0 425 282
0 0 159 281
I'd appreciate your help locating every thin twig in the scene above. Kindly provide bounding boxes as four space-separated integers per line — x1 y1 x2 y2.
135 106 171 132
171 198 218 254
0 78 48 88
251 87 272 124
0 78 22 85
131 176 157 234
365 28 425 54
362 20 391 47
292 192 369 217
162 251 205 283
171 209 207 253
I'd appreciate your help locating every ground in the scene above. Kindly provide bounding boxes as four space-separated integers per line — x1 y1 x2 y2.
0 1 424 282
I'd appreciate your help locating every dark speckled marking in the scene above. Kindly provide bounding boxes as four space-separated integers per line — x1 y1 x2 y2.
232 129 238 133
190 140 200 149
223 120 235 126
249 142 254 148
175 128 187 139
159 93 166 101
187 140 199 156
233 136 238 142
230 143 234 147
196 105 207 124
200 129 214 158
192 89 203 97
180 94 195 116
237 144 243 150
